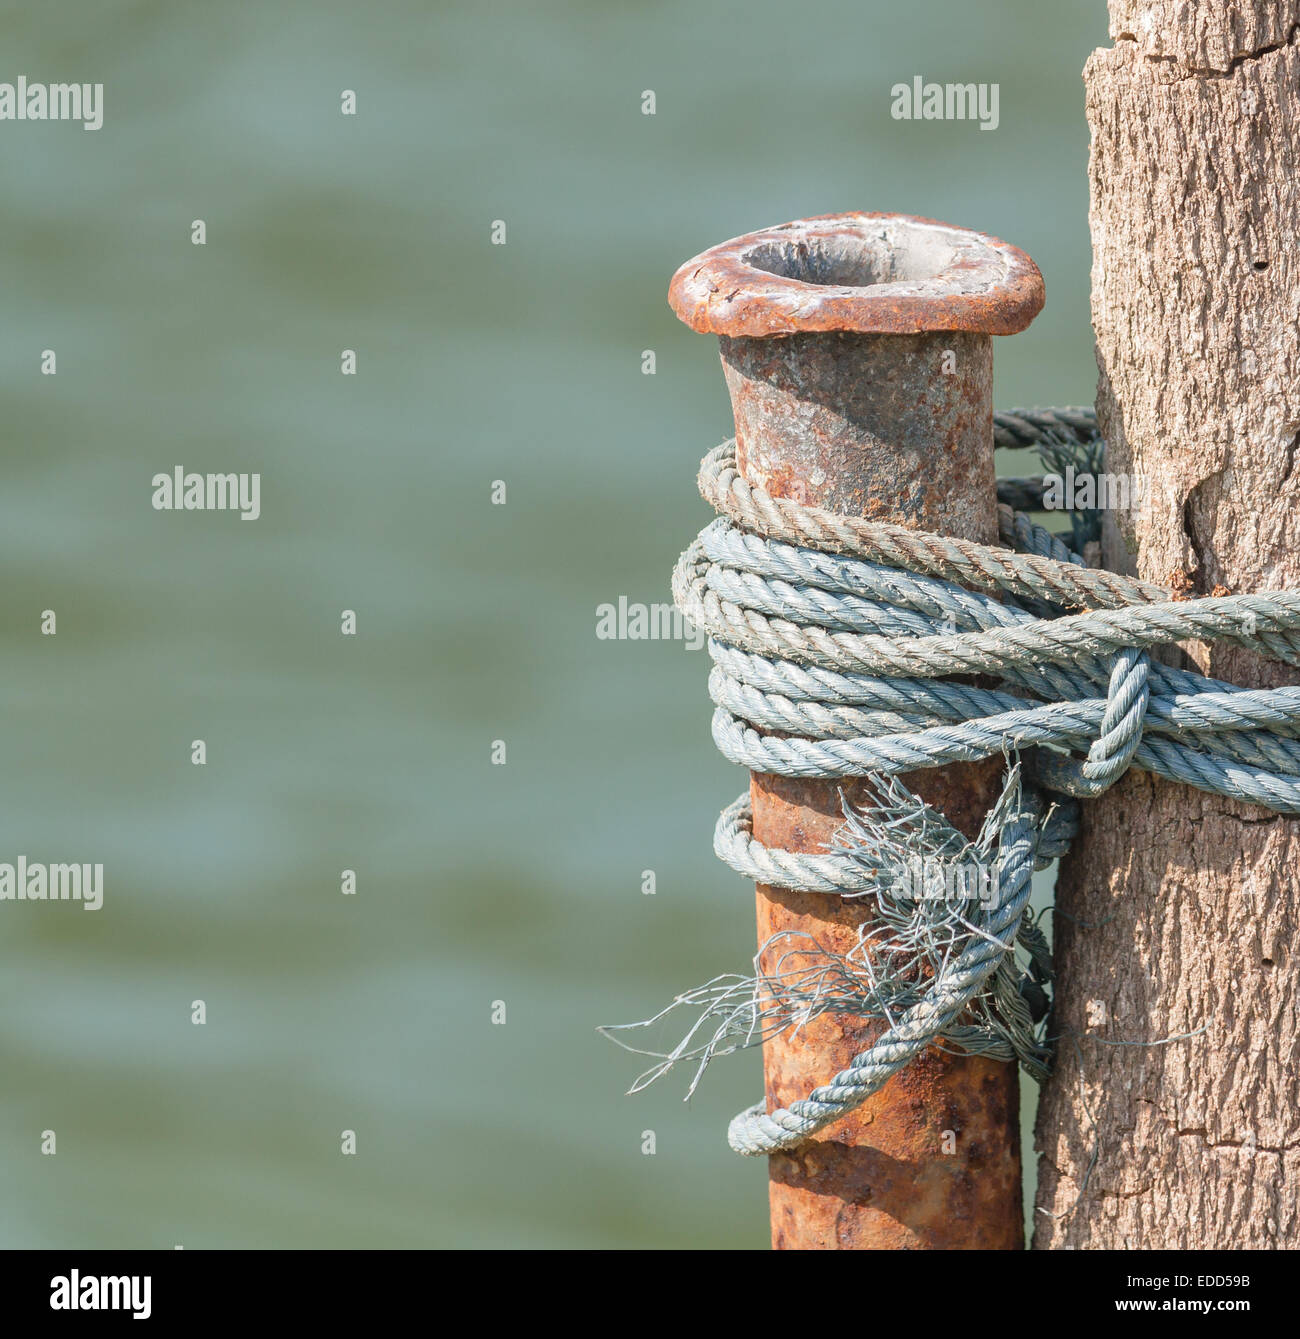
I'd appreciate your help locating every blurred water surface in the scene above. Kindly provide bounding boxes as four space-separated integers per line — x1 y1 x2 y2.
0 0 1105 1247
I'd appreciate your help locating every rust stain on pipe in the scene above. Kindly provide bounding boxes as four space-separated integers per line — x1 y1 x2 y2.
669 212 1043 1250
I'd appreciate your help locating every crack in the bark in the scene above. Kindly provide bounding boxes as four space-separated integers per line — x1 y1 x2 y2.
1211 808 1287 826
1173 1129 1300 1154
1115 23 1300 80
1139 1098 1300 1154
1099 1182 1154 1200
1040 1155 1152 1203
1281 430 1300 487
1181 478 1214 593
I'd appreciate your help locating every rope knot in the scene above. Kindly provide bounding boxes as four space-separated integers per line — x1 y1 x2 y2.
1082 646 1151 789
1037 645 1151 797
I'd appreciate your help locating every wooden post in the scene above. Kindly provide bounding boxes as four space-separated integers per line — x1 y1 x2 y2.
1034 4 1300 1248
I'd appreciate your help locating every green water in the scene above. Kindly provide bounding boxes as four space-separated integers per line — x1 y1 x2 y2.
0 1 1107 1248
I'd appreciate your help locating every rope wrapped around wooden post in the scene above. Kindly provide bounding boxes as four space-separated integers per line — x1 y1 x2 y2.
605 408 1300 1155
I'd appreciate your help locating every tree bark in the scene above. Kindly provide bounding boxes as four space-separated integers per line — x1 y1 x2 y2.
1033 3 1300 1248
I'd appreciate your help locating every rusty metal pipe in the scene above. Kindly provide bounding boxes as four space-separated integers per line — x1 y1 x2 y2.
668 213 1044 1250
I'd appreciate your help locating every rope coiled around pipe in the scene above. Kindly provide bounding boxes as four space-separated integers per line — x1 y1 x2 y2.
671 408 1300 1156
